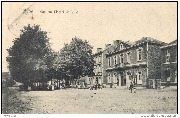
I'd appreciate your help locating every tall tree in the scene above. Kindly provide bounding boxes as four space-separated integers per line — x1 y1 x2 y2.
55 37 95 85
6 24 52 88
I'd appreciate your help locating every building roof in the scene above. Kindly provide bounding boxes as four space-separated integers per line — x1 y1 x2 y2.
160 39 177 49
118 40 132 46
134 37 166 46
94 37 167 57
168 39 177 45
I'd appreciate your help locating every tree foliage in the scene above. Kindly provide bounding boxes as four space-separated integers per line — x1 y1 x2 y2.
54 37 95 82
6 24 52 87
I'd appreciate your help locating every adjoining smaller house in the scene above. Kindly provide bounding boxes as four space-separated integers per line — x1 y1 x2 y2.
160 40 177 87
31 79 66 91
78 75 104 89
78 76 93 88
78 76 87 88
93 48 104 86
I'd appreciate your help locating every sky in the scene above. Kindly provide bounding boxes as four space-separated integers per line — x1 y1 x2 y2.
2 2 177 72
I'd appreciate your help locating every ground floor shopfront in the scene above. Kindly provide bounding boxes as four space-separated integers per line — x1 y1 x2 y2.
106 66 148 88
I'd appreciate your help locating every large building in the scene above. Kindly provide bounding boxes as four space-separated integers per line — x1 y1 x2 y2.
160 40 177 86
92 37 172 89
105 37 166 89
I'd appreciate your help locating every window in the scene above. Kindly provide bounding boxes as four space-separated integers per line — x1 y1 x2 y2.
165 69 170 81
119 54 124 63
127 71 132 80
126 52 131 63
98 66 102 73
97 66 99 73
96 57 98 63
114 56 117 65
98 55 101 63
137 48 143 61
108 57 111 67
166 50 170 62
120 43 123 50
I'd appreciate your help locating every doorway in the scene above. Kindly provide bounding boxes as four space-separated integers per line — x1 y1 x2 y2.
96 77 98 84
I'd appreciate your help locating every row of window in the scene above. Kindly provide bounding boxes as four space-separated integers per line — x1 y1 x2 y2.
88 77 102 84
108 48 143 67
107 71 143 83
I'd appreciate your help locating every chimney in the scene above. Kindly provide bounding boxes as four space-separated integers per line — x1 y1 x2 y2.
113 40 120 46
105 44 111 47
97 48 102 52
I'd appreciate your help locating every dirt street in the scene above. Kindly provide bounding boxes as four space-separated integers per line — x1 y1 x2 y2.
2 87 177 114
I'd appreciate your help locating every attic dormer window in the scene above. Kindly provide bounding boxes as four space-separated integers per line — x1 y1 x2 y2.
120 43 123 50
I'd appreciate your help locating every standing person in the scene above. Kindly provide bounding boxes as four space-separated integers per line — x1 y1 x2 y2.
133 80 136 93
129 82 133 93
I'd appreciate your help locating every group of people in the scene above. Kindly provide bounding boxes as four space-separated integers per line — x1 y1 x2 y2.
129 81 136 93
89 84 102 90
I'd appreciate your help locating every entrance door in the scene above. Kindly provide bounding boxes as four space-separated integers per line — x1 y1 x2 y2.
120 74 124 86
124 77 126 86
165 69 170 82
136 71 142 84
120 75 126 86
96 77 98 84
113 73 117 85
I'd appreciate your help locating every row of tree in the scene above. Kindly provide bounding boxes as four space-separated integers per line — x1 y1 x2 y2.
6 24 95 89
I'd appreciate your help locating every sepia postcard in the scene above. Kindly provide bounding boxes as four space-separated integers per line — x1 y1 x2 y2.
1 1 178 117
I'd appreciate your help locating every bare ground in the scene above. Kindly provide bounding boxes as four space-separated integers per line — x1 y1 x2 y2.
2 87 177 114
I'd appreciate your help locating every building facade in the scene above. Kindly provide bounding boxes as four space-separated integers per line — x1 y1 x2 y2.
93 37 168 89
92 48 103 85
160 40 177 86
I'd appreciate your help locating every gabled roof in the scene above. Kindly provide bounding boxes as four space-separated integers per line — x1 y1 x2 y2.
169 39 177 45
94 37 167 56
135 37 166 46
160 39 177 49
